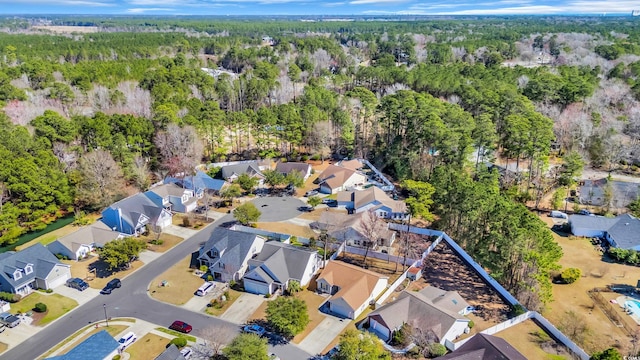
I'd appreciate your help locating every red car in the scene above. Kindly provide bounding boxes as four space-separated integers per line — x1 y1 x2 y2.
169 320 192 334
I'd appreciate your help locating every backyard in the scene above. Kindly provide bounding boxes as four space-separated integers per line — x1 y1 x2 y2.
494 319 572 359
150 255 204 305
15 213 102 251
12 292 78 326
337 253 406 285
539 215 640 354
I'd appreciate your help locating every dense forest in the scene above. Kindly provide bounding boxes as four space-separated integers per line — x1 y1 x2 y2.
2 16 640 312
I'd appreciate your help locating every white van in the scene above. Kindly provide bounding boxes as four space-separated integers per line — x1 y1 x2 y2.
550 210 568 219
195 281 215 296
117 331 137 350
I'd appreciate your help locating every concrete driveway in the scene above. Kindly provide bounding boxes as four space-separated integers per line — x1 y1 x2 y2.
250 197 307 222
297 314 350 355
182 282 228 313
220 293 265 324
162 224 199 239
54 284 100 306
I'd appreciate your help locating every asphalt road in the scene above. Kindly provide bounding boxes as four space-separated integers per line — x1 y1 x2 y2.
3 212 312 360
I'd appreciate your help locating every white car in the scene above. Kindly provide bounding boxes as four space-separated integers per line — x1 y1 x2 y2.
180 346 193 359
117 331 137 350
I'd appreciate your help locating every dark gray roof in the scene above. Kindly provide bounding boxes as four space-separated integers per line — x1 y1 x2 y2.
275 162 310 175
106 193 165 227
0 243 64 292
607 214 640 249
221 162 264 180
165 171 227 192
48 330 119 360
439 333 526 360
569 214 618 232
198 228 263 271
154 344 186 360
244 241 317 285
579 179 639 207
49 222 120 253
367 289 468 341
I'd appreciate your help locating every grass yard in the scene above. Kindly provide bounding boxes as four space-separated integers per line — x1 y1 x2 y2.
171 213 211 229
13 293 78 326
125 333 171 360
297 208 347 221
205 288 243 316
77 258 144 289
494 320 572 359
538 215 640 355
255 222 318 238
141 233 184 253
150 255 203 305
0 342 8 354
15 213 101 251
248 298 269 321
291 290 328 344
154 327 197 342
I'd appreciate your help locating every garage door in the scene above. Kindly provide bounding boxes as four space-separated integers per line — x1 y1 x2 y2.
243 279 269 295
47 267 71 289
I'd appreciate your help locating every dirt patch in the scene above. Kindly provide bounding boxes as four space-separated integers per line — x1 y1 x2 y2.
31 25 99 33
125 333 171 360
420 241 511 327
337 253 404 284
81 258 144 289
255 222 317 238
494 319 572 359
150 255 204 305
205 288 243 316
142 233 184 253
297 207 347 221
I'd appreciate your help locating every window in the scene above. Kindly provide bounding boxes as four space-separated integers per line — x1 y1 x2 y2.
13 270 21 280
24 264 33 275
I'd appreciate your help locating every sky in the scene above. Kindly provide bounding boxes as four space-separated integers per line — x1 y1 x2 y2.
0 0 637 16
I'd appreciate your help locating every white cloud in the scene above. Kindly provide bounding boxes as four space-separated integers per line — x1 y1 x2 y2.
127 7 175 13
0 0 115 5
350 0 409 5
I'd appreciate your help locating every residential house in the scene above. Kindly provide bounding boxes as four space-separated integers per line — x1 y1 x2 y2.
164 170 228 198
316 165 366 194
101 193 173 235
154 344 186 360
47 222 123 261
438 333 526 360
337 159 362 171
145 183 197 213
366 287 471 344
338 187 407 220
316 260 388 319
310 211 396 248
275 162 312 181
419 286 474 315
47 330 119 360
570 214 640 250
220 160 269 186
0 243 71 295
197 228 265 282
243 241 321 295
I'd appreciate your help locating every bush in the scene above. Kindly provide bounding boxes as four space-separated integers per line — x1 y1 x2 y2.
391 324 412 347
33 302 47 313
112 355 121 360
427 343 447 357
0 292 21 303
55 253 69 260
406 346 421 358
511 304 526 316
169 337 187 348
561 267 582 284
468 320 475 329
182 217 191 227
150 239 164 245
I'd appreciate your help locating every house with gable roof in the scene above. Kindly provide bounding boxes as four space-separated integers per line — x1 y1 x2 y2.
145 183 197 213
338 186 407 220
220 160 269 186
47 222 123 261
243 241 321 295
275 162 312 181
310 211 397 248
438 333 526 360
570 213 640 250
316 260 388 319
164 170 228 198
365 286 471 344
101 193 172 235
317 164 367 194
197 227 265 282
0 243 71 295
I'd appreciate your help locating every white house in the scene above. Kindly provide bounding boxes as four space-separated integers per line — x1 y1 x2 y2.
316 260 388 319
338 187 407 220
47 222 123 261
317 165 367 194
243 241 321 295
570 214 640 250
275 162 313 181
145 183 197 213
197 228 266 282
0 244 71 295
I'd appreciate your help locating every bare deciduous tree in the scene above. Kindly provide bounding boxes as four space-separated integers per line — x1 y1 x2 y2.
198 323 238 356
359 209 386 267
76 150 126 210
155 123 204 178
129 155 151 191
52 142 78 173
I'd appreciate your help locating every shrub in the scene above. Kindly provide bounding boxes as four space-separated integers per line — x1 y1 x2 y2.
561 268 582 284
391 324 412 347
112 355 121 360
182 217 191 227
511 304 526 316
406 346 421 358
207 274 213 281
0 292 21 303
468 320 475 329
150 239 164 245
427 343 447 357
33 302 47 313
265 293 272 298
169 337 187 348
55 253 69 260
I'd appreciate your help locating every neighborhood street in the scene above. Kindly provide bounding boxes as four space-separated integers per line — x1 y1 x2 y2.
3 211 313 360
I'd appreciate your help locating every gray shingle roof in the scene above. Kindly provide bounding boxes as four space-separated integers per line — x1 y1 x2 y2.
221 162 264 180
106 193 165 228
198 228 263 273
165 171 227 192
438 333 526 360
244 241 317 285
48 330 119 360
0 243 64 292
419 286 471 314
154 344 186 360
275 162 310 176
147 183 189 198
570 214 640 249
569 214 618 232
50 222 120 253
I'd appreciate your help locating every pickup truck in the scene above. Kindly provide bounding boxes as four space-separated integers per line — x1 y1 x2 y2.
0 312 20 328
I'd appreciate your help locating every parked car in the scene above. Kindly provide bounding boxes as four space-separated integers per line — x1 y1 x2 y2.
66 277 89 291
305 190 319 197
550 210 568 219
100 278 121 295
169 320 193 334
117 331 137 350
194 205 207 214
243 324 266 337
0 312 20 328
578 209 593 216
195 281 215 296
180 347 193 359
322 198 337 206
298 206 313 212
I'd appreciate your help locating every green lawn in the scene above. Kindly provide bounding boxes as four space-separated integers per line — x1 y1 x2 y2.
154 327 196 342
13 293 78 326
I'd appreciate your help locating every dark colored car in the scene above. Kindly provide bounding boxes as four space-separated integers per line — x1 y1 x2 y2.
169 320 193 333
100 278 121 295
66 277 89 291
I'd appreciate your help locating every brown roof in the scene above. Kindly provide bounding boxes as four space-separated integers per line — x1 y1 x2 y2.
310 212 395 243
354 187 406 212
338 159 362 171
275 162 311 176
439 333 527 360
336 190 354 203
408 266 421 275
318 165 359 190
318 260 388 311
367 289 469 340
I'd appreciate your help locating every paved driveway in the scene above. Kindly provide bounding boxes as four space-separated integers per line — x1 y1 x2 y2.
162 224 200 238
220 293 265 324
250 197 307 222
297 314 350 355
54 285 101 306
